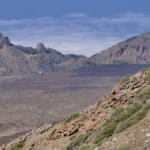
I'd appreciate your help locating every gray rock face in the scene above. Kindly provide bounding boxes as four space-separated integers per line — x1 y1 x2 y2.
0 32 150 76
90 33 150 64
0 33 11 48
36 43 46 52
0 33 87 75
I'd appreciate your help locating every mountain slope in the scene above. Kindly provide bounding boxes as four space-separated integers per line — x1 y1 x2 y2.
3 68 150 150
0 32 150 76
90 33 150 64
0 33 87 75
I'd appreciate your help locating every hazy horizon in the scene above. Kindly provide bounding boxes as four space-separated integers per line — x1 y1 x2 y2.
0 0 150 56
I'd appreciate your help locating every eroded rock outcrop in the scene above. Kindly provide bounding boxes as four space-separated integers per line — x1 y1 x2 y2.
0 33 11 49
36 43 46 53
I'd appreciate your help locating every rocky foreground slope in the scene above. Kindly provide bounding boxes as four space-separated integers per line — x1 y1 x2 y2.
1 68 150 150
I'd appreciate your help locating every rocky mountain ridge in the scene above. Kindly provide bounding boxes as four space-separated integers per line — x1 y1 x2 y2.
2 68 150 150
0 32 150 76
90 33 150 64
0 33 87 76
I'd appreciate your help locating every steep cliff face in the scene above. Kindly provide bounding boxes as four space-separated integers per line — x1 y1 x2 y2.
2 68 150 150
90 33 150 64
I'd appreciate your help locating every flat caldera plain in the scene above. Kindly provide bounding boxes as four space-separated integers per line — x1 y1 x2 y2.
0 64 149 144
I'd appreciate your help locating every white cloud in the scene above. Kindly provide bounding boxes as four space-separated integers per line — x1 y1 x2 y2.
0 13 150 56
64 12 87 18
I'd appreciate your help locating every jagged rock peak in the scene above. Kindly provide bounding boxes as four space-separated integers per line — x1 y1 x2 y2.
36 42 46 52
0 32 11 48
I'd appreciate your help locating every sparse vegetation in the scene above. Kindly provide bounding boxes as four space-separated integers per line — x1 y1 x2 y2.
116 103 150 132
67 133 89 150
113 102 142 123
117 143 130 150
95 121 117 144
95 101 149 145
138 87 150 100
142 68 150 73
120 75 130 84
12 142 23 150
80 145 95 150
144 75 150 83
65 112 81 123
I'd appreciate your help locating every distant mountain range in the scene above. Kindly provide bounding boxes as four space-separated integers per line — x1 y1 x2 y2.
90 32 150 64
0 33 87 75
0 32 150 75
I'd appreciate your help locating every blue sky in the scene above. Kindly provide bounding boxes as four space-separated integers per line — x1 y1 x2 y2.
0 0 150 56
